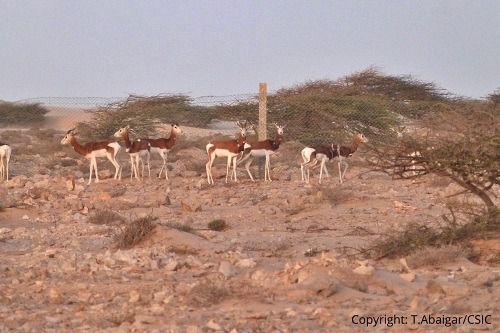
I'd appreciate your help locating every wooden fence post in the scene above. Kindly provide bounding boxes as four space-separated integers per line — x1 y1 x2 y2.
258 83 267 179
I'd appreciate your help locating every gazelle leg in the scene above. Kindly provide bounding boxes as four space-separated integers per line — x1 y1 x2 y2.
5 153 9 181
139 157 145 178
130 156 135 180
319 159 325 184
338 159 343 184
88 159 94 185
163 151 169 180
106 153 120 180
266 155 272 182
93 158 100 183
323 162 330 178
206 152 215 185
225 156 232 183
341 160 349 181
0 156 4 180
147 152 151 177
244 157 255 182
232 156 238 182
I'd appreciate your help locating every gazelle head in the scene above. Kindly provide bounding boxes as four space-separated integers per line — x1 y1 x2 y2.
236 120 249 137
354 132 368 144
171 123 183 134
274 123 286 135
113 125 130 138
235 120 249 147
61 128 76 145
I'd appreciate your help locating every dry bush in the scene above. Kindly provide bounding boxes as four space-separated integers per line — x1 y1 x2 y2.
370 105 499 221
88 209 125 225
107 311 135 326
320 187 356 205
114 215 156 249
0 101 49 125
367 213 499 259
186 277 229 307
406 245 470 268
0 130 31 146
110 187 127 198
207 219 226 231
166 221 194 233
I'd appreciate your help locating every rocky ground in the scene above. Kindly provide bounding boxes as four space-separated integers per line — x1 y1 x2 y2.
0 129 498 332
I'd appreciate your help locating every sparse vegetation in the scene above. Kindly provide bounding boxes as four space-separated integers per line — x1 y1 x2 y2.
114 215 156 249
367 212 499 259
88 209 125 225
406 245 470 268
0 101 49 125
166 222 194 233
207 219 226 231
186 278 229 307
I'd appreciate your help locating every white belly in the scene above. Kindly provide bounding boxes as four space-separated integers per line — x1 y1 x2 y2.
150 147 167 154
86 149 108 159
316 153 330 162
214 148 237 158
301 147 316 162
250 149 272 157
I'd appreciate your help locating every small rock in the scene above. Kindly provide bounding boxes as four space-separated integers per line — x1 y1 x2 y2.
236 258 256 268
218 261 237 278
400 258 411 273
400 272 416 282
66 176 75 191
181 200 202 212
98 192 112 201
98 169 113 179
164 258 179 271
129 290 141 303
353 265 375 276
22 215 30 221
48 288 62 304
0 228 11 235
186 326 203 333
206 319 221 331
426 280 445 295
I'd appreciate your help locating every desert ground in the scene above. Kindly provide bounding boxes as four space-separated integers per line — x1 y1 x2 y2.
0 112 498 332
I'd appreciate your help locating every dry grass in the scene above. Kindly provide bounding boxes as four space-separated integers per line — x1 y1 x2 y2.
207 219 227 231
406 245 470 268
186 277 229 307
166 222 194 233
114 215 156 249
320 186 356 205
109 187 127 198
88 209 125 225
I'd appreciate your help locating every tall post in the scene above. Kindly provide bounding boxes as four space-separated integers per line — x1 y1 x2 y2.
258 83 267 179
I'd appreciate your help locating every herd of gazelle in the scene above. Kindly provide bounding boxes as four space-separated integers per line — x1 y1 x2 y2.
0 122 368 185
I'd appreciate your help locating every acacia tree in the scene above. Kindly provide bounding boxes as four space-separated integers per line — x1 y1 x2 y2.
369 103 499 222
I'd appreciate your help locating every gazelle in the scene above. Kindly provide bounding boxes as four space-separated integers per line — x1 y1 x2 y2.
205 121 248 185
0 143 12 181
61 129 122 184
237 123 285 181
301 133 368 184
113 126 152 180
144 123 182 180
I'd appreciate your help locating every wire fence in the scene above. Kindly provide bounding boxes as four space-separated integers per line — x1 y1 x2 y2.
5 89 423 145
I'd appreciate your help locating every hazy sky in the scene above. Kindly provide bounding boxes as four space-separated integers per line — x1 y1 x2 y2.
1 0 499 100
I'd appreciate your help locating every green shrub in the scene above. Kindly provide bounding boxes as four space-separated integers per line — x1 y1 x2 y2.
207 219 226 231
0 101 49 125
